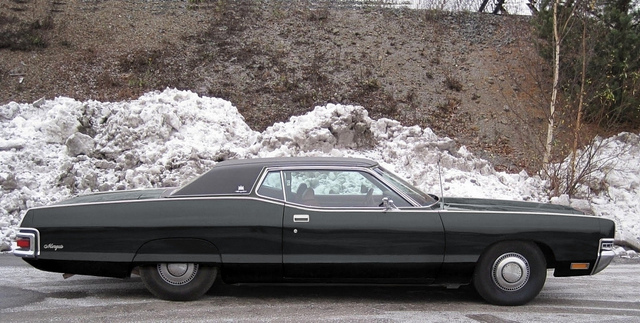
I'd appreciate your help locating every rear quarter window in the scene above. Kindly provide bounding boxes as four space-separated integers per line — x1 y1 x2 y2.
257 171 284 200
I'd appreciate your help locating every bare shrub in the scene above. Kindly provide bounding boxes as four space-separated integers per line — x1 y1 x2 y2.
545 135 632 198
444 72 463 92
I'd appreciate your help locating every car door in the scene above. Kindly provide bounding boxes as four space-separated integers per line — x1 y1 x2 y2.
281 168 445 282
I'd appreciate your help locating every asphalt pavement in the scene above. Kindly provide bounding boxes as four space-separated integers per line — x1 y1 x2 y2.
1 253 639 322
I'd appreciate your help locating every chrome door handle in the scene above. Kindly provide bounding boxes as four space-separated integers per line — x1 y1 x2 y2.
293 214 309 223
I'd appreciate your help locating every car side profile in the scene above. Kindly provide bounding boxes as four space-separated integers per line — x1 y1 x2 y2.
13 157 616 305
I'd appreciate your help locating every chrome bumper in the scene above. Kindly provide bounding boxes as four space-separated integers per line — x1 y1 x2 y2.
591 238 615 275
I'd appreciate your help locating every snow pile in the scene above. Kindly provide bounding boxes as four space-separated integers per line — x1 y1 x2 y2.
550 133 640 250
362 0 532 15
1 89 639 252
257 104 548 202
589 133 640 250
0 90 259 250
257 104 376 156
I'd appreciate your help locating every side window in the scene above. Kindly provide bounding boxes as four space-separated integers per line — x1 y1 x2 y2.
284 170 410 208
257 171 284 200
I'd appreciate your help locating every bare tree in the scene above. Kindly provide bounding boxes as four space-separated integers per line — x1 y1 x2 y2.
543 0 561 166
543 0 580 165
568 16 588 195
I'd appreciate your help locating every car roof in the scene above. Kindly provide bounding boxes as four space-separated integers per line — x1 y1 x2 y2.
215 157 378 168
171 157 378 196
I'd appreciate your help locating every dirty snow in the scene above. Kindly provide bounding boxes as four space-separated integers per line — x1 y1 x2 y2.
377 0 533 15
1 89 638 253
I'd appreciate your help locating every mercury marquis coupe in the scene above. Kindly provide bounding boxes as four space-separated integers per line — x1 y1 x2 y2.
14 157 615 305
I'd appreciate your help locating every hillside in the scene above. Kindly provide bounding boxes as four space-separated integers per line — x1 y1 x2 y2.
2 0 566 172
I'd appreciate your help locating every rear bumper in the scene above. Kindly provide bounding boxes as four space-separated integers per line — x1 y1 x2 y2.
591 238 615 275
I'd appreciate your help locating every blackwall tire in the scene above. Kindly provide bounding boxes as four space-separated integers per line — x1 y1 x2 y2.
473 241 547 306
140 263 217 301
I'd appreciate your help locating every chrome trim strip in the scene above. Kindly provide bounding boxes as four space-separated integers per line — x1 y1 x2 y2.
26 195 287 210
592 238 615 275
13 228 40 258
372 166 437 207
284 204 425 213
437 208 604 218
35 252 133 262
284 254 443 263
24 194 602 218
254 169 286 202
260 165 419 207
369 168 422 207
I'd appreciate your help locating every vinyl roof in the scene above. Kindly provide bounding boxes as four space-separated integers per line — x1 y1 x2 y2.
171 157 378 196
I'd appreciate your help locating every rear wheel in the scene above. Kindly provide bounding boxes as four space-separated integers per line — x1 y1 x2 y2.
473 241 547 306
140 263 217 301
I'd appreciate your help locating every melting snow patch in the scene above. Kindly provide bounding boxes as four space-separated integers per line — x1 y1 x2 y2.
1 89 639 252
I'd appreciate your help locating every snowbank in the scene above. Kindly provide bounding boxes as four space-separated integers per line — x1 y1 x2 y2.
1 89 638 252
549 133 640 251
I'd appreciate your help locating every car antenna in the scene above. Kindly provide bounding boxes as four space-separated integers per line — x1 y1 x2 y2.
438 155 445 210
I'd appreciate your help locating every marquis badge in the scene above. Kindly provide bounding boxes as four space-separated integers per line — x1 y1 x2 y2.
43 243 64 251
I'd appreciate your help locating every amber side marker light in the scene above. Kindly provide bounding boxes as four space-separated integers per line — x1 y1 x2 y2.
570 263 590 270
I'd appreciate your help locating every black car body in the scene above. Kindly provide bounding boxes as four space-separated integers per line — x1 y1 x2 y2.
13 157 616 305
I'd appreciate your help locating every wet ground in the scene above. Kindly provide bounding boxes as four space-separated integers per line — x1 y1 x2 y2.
1 254 638 322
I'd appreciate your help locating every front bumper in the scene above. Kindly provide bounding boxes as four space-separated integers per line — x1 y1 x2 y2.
591 238 615 275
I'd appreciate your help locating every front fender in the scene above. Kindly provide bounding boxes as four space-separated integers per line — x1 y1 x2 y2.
133 238 221 264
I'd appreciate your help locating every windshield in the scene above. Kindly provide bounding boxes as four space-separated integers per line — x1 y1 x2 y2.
374 166 438 207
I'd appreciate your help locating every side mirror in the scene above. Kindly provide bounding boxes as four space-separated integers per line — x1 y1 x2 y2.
381 197 398 211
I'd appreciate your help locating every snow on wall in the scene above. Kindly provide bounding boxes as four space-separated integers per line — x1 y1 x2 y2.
1 89 639 251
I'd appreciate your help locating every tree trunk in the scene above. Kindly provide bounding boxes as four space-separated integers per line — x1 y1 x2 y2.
544 0 561 166
569 19 587 196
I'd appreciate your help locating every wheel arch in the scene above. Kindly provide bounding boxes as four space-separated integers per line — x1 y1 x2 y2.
132 238 222 265
476 238 555 269
532 240 557 269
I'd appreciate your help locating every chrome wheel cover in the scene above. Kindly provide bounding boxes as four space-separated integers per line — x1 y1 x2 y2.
157 263 199 286
491 253 530 291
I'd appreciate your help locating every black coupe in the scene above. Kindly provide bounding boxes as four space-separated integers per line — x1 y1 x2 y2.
14 157 616 305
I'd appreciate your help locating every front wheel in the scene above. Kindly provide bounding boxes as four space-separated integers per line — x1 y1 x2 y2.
140 263 217 301
473 241 547 306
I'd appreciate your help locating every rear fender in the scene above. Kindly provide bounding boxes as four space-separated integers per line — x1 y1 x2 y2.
132 238 221 264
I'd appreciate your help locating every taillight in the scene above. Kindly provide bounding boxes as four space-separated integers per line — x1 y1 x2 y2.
13 229 39 258
16 237 31 249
